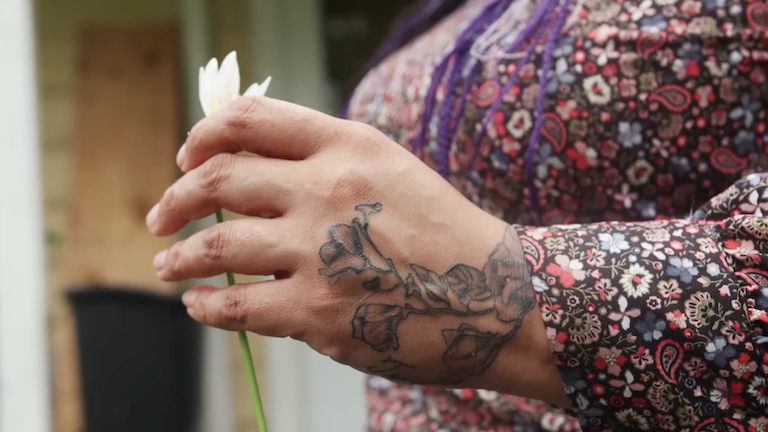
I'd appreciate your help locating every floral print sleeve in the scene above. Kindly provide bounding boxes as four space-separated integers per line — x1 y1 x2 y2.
518 173 768 432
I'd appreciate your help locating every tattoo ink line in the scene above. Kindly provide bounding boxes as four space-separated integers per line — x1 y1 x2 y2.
319 203 535 385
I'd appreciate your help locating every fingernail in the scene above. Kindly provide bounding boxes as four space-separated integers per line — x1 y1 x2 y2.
176 143 187 168
153 249 168 271
182 290 199 307
146 203 159 230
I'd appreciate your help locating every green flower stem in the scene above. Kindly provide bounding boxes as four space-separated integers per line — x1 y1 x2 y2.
215 209 268 432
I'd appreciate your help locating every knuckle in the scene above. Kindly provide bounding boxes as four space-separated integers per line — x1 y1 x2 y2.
346 121 382 149
160 186 177 213
225 97 260 136
327 347 351 367
167 242 185 276
221 287 250 325
317 336 350 365
323 166 375 204
271 311 307 340
352 121 378 139
199 154 234 194
286 324 307 341
202 224 229 263
315 117 346 145
186 123 204 152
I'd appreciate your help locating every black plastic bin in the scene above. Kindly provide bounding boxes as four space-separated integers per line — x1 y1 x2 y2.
68 287 201 432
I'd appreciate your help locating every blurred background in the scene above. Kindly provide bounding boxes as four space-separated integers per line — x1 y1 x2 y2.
0 0 419 431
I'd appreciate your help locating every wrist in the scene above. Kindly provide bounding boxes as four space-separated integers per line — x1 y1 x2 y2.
480 302 570 406
467 224 569 405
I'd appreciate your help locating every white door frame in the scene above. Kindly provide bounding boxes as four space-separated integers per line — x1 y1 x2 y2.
0 0 51 431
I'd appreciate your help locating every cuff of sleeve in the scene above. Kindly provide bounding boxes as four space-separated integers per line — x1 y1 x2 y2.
513 225 607 431
514 219 767 432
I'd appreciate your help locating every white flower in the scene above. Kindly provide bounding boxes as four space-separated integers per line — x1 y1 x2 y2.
707 262 721 276
198 51 272 117
532 276 550 292
620 264 653 298
506 109 533 139
598 232 630 254
748 376 768 406
704 59 730 77
583 75 612 105
631 0 654 21
640 242 665 260
540 412 567 431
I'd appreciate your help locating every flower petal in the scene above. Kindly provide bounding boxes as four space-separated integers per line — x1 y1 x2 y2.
199 66 211 117
258 76 272 95
243 76 272 97
216 51 240 108
242 83 260 97
200 57 219 116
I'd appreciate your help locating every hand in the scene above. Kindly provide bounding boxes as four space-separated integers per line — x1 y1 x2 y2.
147 96 566 404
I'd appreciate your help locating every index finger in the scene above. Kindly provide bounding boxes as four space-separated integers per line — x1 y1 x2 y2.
179 96 343 172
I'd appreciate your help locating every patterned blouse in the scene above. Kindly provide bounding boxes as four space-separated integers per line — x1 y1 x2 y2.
346 0 768 430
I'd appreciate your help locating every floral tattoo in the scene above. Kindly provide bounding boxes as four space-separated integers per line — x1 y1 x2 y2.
318 203 535 385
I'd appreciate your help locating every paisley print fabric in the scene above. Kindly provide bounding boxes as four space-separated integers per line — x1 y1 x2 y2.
518 173 768 431
346 0 768 430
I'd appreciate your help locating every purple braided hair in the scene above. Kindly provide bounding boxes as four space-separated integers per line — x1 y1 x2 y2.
439 59 483 175
436 54 471 176
463 0 559 176
473 0 559 147
436 0 573 222
464 40 537 175
522 0 574 215
337 0 468 119
415 0 513 160
342 0 575 219
431 0 572 186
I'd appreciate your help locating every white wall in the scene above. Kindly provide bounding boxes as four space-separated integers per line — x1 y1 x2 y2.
0 0 51 431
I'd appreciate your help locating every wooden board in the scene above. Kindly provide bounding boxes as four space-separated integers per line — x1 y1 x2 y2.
53 26 180 432
66 26 179 289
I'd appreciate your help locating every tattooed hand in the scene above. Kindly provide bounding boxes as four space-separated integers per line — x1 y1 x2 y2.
146 97 567 404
